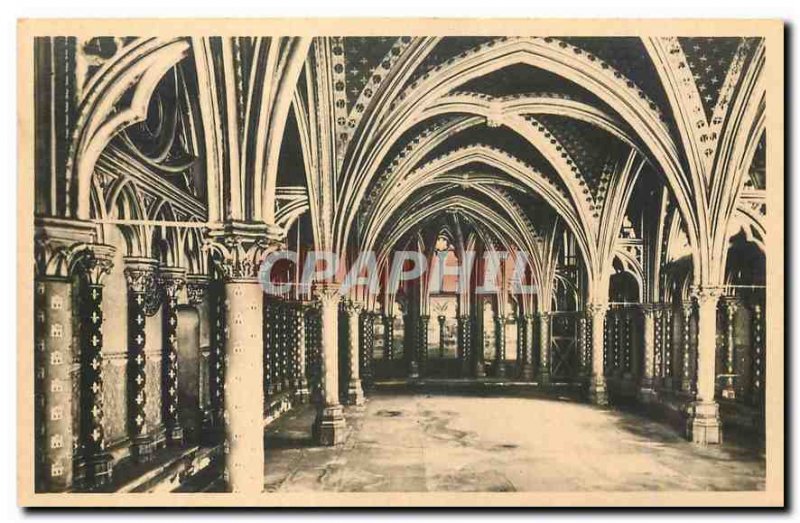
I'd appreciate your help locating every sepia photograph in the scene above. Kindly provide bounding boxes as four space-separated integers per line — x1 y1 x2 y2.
16 18 784 507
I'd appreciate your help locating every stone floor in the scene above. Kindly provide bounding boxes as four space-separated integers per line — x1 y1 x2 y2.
264 389 765 492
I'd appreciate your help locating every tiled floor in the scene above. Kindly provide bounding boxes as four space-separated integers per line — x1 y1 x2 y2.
264 391 765 492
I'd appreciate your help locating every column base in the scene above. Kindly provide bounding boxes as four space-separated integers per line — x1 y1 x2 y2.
588 376 608 405
295 386 311 404
686 401 722 445
347 379 365 405
474 361 486 378
521 364 534 381
494 361 507 378
408 361 420 379
538 371 551 387
461 360 473 378
167 426 184 446
637 387 657 403
131 434 156 463
82 452 113 489
313 405 347 446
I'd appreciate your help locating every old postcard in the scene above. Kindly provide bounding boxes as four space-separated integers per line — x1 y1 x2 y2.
17 18 784 507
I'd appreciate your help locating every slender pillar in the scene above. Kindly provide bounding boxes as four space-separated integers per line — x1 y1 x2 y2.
205 225 270 493
345 302 364 405
294 305 310 403
361 312 375 385
521 314 535 380
721 297 738 399
686 286 723 445
418 315 430 374
537 312 551 385
383 315 394 360
75 245 116 489
494 315 507 377
160 266 186 446
457 315 468 375
681 302 694 393
313 284 347 445
406 313 419 378
638 304 656 402
587 304 608 405
437 315 446 358
751 301 765 406
123 257 159 463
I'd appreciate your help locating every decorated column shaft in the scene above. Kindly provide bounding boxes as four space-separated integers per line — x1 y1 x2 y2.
538 312 551 385
639 304 656 401
418 315 430 374
383 315 395 360
346 302 364 405
587 304 608 405
360 311 375 385
294 305 310 402
687 286 723 445
721 297 738 399
206 224 271 493
160 266 186 445
313 284 346 445
123 257 159 463
521 314 535 380
76 245 116 488
494 315 507 377
437 315 446 358
457 315 472 376
681 302 694 393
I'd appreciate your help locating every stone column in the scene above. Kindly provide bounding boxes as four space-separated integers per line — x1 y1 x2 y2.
494 315 507 377
75 244 116 488
538 312 551 385
160 266 186 445
313 284 346 445
456 315 469 375
294 305 310 403
361 312 375 385
521 314 535 380
406 313 420 378
687 286 723 445
33 223 99 492
205 225 271 493
123 257 159 463
681 301 694 393
638 304 656 402
345 302 365 405
383 315 394 360
587 304 608 405
418 315 430 374
437 315 446 358
750 301 765 406
721 297 738 400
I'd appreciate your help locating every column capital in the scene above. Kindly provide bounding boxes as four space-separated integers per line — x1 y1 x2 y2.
159 266 187 298
690 284 725 307
186 273 209 306
123 257 159 293
313 282 341 308
585 303 607 316
204 221 283 282
344 300 363 314
74 244 116 285
34 217 98 279
420 314 430 322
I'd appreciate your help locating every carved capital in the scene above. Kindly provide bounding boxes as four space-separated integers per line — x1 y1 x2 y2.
186 274 209 306
344 300 363 315
74 244 116 285
313 282 341 308
160 266 187 299
123 257 159 294
34 217 98 278
204 222 283 282
690 285 724 309
586 303 607 317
